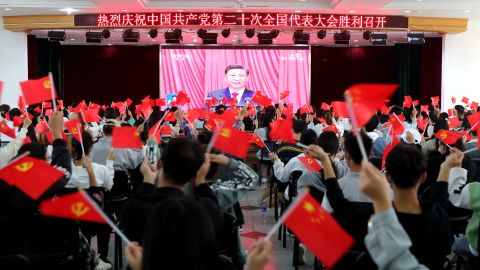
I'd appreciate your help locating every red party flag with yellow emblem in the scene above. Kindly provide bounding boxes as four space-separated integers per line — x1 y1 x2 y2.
112 127 142 149
40 191 106 223
435 129 465 145
65 119 82 142
19 76 56 105
298 154 323 172
212 126 251 159
344 84 398 128
283 192 354 268
0 120 16 139
0 155 65 200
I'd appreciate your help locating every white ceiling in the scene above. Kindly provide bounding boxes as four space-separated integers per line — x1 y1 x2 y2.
0 0 478 17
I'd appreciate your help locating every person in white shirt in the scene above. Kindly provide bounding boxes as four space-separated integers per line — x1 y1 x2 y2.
66 129 114 190
0 117 31 166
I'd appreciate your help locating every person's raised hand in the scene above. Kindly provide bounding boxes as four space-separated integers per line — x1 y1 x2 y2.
208 153 230 166
49 111 64 139
269 152 279 162
307 145 329 162
125 242 143 270
174 109 183 121
245 239 272 270
140 158 157 184
405 131 416 144
359 161 390 212
442 147 464 169
195 154 211 185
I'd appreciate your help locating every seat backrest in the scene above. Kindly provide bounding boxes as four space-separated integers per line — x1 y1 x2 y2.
288 171 303 199
0 254 31 270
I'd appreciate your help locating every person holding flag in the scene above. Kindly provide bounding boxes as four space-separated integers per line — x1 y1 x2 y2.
0 116 32 166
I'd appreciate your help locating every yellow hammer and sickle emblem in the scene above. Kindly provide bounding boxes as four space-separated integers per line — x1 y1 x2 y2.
440 132 447 139
43 80 51 89
71 127 78 134
220 128 231 138
15 162 33 172
307 158 313 165
71 202 90 217
134 132 140 138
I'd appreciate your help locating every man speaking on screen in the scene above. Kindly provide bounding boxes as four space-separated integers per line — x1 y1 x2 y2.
207 64 255 106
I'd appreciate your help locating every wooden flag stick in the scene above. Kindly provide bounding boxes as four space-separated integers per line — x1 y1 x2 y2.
76 123 85 156
344 92 369 162
463 147 478 154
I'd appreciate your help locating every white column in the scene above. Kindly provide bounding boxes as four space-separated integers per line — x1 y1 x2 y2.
0 18 28 106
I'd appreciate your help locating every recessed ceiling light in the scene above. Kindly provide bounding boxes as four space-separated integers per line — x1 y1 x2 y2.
233 35 237 38
177 9 184 12
60 7 77 14
404 10 412 13
193 39 198 42
464 10 471 13
70 38 75 41
122 9 128 12
416 0 422 1
236 10 242 12
232 40 236 42
4 8 12 11
353 40 358 42
299 0 307 1
295 10 301 13
349 10 356 13
108 43 112 45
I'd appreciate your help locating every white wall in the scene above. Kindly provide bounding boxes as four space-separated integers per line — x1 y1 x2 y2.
443 19 480 109
0 18 28 107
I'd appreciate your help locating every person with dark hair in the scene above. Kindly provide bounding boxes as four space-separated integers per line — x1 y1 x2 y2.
422 116 449 155
125 196 271 270
274 120 308 164
207 64 255 106
121 138 222 245
0 104 10 119
363 115 387 160
321 131 377 212
385 144 453 269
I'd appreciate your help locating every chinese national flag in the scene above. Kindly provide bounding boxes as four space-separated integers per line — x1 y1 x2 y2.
42 101 52 109
279 91 290 100
252 92 272 107
451 96 457 104
148 121 172 142
204 110 237 132
185 109 203 124
0 120 16 139
462 96 470 105
18 96 27 113
389 114 405 135
155 98 166 107
89 102 101 111
448 109 453 117
403 96 412 108
34 106 42 114
471 101 479 112
140 103 153 119
416 118 428 131
81 109 100 123
176 90 189 106
45 130 67 144
345 84 398 128
0 156 64 200
380 105 389 115
112 127 142 149
19 76 55 105
125 98 133 107
40 191 106 223
447 116 461 128
35 119 49 134
435 129 465 145
300 104 314 115
213 126 251 159
298 154 323 172
321 102 330 111
331 101 349 118
431 96 440 106
420 105 428 114
74 101 88 114
323 124 340 135
163 111 176 122
269 118 296 143
382 141 398 168
65 119 82 142
284 193 354 268
467 113 480 131
13 116 25 127
249 133 266 148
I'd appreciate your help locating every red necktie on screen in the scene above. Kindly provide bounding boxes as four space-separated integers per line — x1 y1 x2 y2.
231 92 239 99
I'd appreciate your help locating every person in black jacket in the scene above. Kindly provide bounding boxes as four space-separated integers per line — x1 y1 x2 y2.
121 138 223 244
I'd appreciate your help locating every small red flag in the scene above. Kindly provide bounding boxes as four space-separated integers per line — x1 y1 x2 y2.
45 130 67 144
382 142 397 168
451 97 457 104
447 116 461 129
249 133 266 148
34 106 42 114
420 105 429 114
323 124 340 135
112 127 142 149
298 154 323 172
0 156 64 200
471 101 479 112
300 104 314 115
125 98 133 107
462 96 470 105
140 103 153 119
74 101 88 114
81 109 100 123
213 126 251 159
345 84 398 128
42 101 52 109
284 193 354 268
35 119 49 134
176 90 189 106
331 101 349 118
0 120 16 138
279 91 290 100
18 96 27 113
163 111 176 122
65 119 82 142
416 118 428 131
19 76 55 105
155 98 166 107
448 109 453 117
431 96 439 106
251 92 272 107
389 114 405 135
321 102 330 111
467 113 480 131
434 129 465 145
269 118 296 144
57 99 64 110
40 191 106 223
413 100 419 107
403 96 412 108
12 116 25 127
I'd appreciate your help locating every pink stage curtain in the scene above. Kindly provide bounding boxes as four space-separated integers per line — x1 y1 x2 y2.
161 47 310 109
